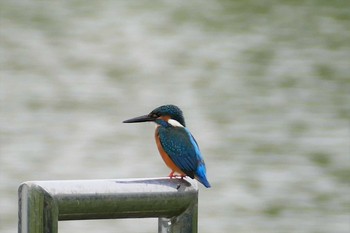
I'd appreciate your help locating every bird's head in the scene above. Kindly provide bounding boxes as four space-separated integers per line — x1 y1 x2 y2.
123 104 186 127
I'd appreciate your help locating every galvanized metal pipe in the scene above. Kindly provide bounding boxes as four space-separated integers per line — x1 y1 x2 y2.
18 178 198 233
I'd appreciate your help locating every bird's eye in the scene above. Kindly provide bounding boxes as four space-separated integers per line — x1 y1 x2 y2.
151 113 158 118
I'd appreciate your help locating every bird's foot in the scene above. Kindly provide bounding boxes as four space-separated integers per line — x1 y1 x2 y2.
168 171 175 178
168 172 187 179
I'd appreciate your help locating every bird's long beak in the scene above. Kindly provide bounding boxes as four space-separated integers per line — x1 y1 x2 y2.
123 114 154 123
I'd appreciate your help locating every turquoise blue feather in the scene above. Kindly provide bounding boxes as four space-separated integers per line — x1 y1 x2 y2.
156 120 211 188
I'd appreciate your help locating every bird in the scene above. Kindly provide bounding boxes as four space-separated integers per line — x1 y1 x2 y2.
123 104 211 188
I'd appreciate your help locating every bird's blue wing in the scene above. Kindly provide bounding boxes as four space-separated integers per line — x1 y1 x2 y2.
157 127 200 178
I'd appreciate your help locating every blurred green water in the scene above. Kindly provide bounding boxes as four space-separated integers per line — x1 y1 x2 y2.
1 0 349 233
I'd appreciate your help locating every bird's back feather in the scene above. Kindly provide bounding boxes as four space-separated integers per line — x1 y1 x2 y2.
157 126 197 177
157 126 211 187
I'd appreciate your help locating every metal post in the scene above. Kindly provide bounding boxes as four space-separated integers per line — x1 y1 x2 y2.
18 178 198 233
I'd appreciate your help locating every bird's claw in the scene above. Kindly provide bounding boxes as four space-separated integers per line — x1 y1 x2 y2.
168 172 186 179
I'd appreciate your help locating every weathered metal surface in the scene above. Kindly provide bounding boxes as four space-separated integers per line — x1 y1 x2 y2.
18 177 198 233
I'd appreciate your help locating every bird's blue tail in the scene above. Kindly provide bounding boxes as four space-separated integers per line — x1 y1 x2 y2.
195 165 211 188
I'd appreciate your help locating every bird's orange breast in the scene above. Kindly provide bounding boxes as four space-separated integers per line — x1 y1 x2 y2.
154 128 185 175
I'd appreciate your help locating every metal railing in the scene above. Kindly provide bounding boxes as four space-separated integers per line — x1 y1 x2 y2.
18 178 198 233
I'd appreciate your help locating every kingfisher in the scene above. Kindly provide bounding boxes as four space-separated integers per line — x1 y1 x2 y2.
123 104 211 188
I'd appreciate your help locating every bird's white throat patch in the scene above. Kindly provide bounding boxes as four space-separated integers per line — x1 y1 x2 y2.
167 119 184 127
